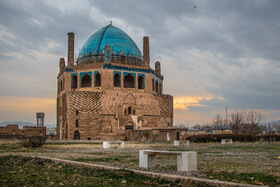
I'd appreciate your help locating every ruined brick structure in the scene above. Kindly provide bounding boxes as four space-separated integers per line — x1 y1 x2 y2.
57 24 173 140
0 124 46 138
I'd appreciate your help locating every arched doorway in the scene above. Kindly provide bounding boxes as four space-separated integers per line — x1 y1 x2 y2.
114 73 121 87
74 130 80 140
95 72 101 87
125 122 134 130
81 74 91 87
71 75 78 89
124 74 135 88
138 75 144 89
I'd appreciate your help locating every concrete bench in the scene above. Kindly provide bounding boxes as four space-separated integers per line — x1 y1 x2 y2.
139 150 197 172
221 139 232 144
174 140 189 146
103 141 125 149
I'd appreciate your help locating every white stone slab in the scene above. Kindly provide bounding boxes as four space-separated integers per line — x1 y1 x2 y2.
221 139 232 144
183 140 189 146
139 150 197 172
174 140 180 146
103 141 110 149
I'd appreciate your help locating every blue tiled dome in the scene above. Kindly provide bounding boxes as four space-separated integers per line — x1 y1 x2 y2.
78 24 142 59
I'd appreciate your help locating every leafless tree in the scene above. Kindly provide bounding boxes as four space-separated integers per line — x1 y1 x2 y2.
213 114 223 126
230 112 246 134
229 110 264 135
243 110 264 135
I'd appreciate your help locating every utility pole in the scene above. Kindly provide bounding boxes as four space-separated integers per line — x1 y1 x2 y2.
226 107 228 127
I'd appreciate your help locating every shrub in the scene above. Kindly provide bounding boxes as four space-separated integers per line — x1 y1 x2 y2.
20 136 47 148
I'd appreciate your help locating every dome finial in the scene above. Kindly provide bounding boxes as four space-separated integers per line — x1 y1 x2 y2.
110 21 112 25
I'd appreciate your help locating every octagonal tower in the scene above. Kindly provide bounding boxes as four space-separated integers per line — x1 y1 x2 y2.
57 24 173 140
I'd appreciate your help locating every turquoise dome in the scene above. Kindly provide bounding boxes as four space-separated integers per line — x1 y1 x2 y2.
78 24 142 59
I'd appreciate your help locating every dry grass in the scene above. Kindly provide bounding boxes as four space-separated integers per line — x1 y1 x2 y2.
0 141 279 185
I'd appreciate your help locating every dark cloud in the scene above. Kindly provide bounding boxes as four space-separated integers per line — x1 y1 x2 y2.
0 0 279 123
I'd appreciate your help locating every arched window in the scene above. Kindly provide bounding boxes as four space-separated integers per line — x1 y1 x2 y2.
125 122 134 130
124 74 135 88
95 72 101 87
155 80 159 93
114 73 121 87
71 75 78 89
152 79 154 91
75 119 79 128
138 75 144 89
74 130 80 140
81 74 91 87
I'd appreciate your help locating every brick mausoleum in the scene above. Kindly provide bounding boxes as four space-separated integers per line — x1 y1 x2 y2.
57 24 173 140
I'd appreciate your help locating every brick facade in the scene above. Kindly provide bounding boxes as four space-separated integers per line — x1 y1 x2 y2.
57 25 173 140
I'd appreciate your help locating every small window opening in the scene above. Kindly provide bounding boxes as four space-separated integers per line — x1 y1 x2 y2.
75 119 79 128
128 107 132 115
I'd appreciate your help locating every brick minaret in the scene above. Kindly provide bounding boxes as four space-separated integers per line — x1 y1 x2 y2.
68 32 75 66
143 36 150 68
59 58 65 72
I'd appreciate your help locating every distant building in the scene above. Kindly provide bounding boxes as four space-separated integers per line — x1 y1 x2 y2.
0 124 46 138
126 128 233 142
46 127 57 136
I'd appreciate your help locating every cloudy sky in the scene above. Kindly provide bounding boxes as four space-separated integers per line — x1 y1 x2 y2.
0 0 279 125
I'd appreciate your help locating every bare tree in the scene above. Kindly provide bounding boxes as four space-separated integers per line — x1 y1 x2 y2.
244 110 264 135
213 114 223 127
230 112 246 134
229 110 264 135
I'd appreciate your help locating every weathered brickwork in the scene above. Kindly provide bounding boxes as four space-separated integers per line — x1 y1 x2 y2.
0 124 46 137
57 24 173 140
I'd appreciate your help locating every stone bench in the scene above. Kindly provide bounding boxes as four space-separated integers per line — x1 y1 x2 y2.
174 140 189 146
221 139 232 144
103 141 125 149
139 150 197 172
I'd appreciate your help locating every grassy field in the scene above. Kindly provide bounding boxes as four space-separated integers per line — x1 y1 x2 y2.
1 155 200 186
0 141 279 186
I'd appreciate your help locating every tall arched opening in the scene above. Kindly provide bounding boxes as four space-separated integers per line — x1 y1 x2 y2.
124 74 135 88
155 80 159 93
95 72 101 87
71 75 78 89
138 75 144 89
74 130 80 140
81 74 91 87
114 73 121 87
